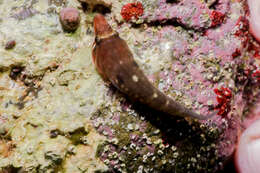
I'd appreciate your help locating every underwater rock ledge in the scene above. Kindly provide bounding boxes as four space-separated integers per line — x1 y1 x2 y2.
0 0 259 173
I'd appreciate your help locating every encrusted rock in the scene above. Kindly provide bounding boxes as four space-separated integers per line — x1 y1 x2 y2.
59 7 80 32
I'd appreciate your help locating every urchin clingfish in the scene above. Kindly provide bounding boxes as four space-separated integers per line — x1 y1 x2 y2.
92 14 214 120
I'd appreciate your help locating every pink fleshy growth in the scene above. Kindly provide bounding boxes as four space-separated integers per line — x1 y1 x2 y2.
217 116 240 159
98 125 114 139
214 87 232 117
235 119 260 173
188 64 205 82
248 0 260 42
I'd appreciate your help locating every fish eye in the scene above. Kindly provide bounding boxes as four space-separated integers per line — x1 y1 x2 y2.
95 36 101 44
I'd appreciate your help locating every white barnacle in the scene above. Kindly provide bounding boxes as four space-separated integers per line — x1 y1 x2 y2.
132 75 139 82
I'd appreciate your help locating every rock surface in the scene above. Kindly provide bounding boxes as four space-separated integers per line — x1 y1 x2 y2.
0 0 259 173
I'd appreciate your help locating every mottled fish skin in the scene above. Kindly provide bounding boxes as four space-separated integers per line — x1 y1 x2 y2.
92 14 213 120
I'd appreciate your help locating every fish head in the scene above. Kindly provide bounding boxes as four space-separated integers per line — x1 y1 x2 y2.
93 14 115 40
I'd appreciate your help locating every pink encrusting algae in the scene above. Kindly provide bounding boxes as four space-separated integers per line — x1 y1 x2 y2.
141 0 230 30
1 0 260 172
210 10 225 27
89 0 260 172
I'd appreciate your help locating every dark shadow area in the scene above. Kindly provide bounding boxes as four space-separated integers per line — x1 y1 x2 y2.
93 4 111 15
217 153 237 173
166 0 180 4
208 0 219 9
79 1 88 12
0 166 23 173
132 102 218 145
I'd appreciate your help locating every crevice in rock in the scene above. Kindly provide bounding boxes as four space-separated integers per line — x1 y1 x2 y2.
92 4 111 14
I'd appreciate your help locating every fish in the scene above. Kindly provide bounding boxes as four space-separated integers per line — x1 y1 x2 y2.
92 14 214 120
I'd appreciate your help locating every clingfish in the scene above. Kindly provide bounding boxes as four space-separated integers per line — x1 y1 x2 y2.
92 14 213 120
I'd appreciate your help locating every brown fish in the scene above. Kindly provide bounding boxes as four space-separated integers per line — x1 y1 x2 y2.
92 14 214 120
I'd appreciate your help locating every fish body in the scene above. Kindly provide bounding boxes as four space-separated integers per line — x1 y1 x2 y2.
92 14 212 120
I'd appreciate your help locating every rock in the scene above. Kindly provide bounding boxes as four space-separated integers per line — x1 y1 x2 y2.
5 40 16 50
59 7 80 32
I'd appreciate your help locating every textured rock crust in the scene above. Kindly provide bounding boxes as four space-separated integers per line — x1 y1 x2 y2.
0 0 259 173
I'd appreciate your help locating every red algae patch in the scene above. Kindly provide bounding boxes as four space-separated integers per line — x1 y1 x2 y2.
210 10 225 27
248 0 260 42
140 0 230 30
214 87 232 117
121 2 144 21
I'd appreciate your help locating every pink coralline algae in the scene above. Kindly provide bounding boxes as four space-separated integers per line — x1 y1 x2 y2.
142 0 229 30
89 0 258 172
12 7 37 20
214 87 232 117
121 2 144 21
